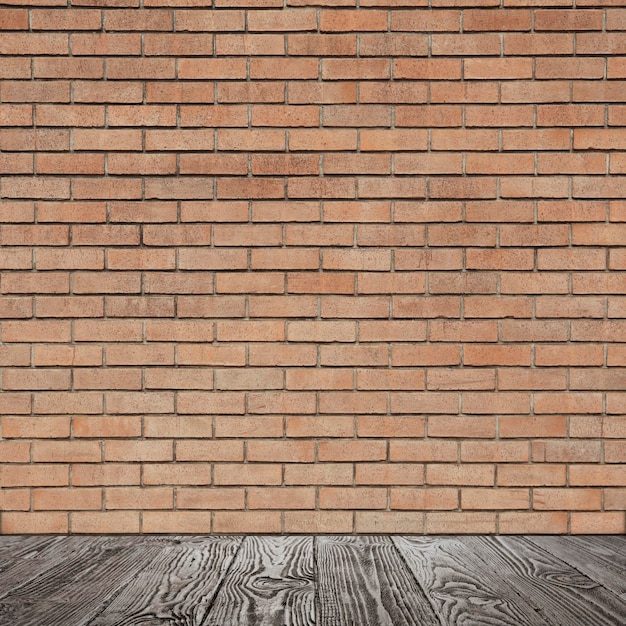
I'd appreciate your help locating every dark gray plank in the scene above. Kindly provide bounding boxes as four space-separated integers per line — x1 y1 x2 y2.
465 536 626 626
0 537 162 626
204 535 315 626
88 536 242 626
393 536 547 626
575 535 626 564
526 536 626 599
0 535 62 562
318 536 440 626
0 536 122 601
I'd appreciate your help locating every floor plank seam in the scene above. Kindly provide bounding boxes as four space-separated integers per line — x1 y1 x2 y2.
198 535 246 626
389 537 446 626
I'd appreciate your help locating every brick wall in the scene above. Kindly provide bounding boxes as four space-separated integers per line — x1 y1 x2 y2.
1 0 625 535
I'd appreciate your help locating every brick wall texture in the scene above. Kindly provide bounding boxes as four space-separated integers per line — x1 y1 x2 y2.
1 0 625 536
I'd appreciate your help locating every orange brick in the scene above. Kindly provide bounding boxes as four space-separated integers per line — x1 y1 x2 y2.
33 488 102 511
356 463 425 485
176 488 244 510
498 465 566 487
213 512 281 533
462 488 529 510
2 512 68 534
1 464 68 487
426 512 496 534
71 464 140 487
500 512 568 534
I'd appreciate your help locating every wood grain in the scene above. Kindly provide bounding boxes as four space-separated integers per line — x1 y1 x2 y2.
317 536 440 626
526 535 626 599
89 536 242 626
0 536 117 602
203 535 315 626
0 537 162 626
0 535 624 625
0 535 61 562
465 536 626 626
393 536 546 625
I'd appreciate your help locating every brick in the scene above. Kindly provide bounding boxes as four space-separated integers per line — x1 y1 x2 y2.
72 512 140 534
73 416 141 439
285 463 353 486
320 487 387 509
498 465 566 487
2 513 68 535
462 488 529 510
248 8 316 31
499 368 566 391
287 415 354 438
107 58 174 79
247 487 314 510
0 489 30 512
571 513 626 535
33 488 102 511
0 33 68 55
176 488 244 510
72 464 140 487
570 465 626 487
390 440 457 463
319 391 388 414
1 464 68 488
361 81 429 104
0 441 30 464
499 416 566 439
428 464 494 486
0 345 31 366
3 368 70 391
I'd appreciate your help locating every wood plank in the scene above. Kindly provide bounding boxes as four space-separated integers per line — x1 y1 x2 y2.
0 536 116 601
576 535 626 563
465 536 626 626
526 536 626 598
89 536 242 626
0 535 62 563
317 536 440 626
0 537 163 626
203 535 315 626
393 536 547 626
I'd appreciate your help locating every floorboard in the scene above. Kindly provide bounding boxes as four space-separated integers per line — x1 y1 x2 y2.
0 537 163 626
465 536 626 626
0 535 624 625
393 536 547 625
203 535 315 626
317 536 440 626
89 536 242 626
526 536 626 599
577 535 626 563
0 536 119 603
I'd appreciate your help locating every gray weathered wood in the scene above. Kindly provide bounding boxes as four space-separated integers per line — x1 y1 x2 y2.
575 535 626 563
0 536 119 601
0 535 61 563
0 534 625 625
318 536 440 626
526 536 626 599
89 536 242 626
203 536 315 626
465 536 626 626
393 536 548 625
0 537 163 626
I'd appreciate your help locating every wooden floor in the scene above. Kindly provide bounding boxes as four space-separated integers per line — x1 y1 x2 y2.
0 535 625 625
